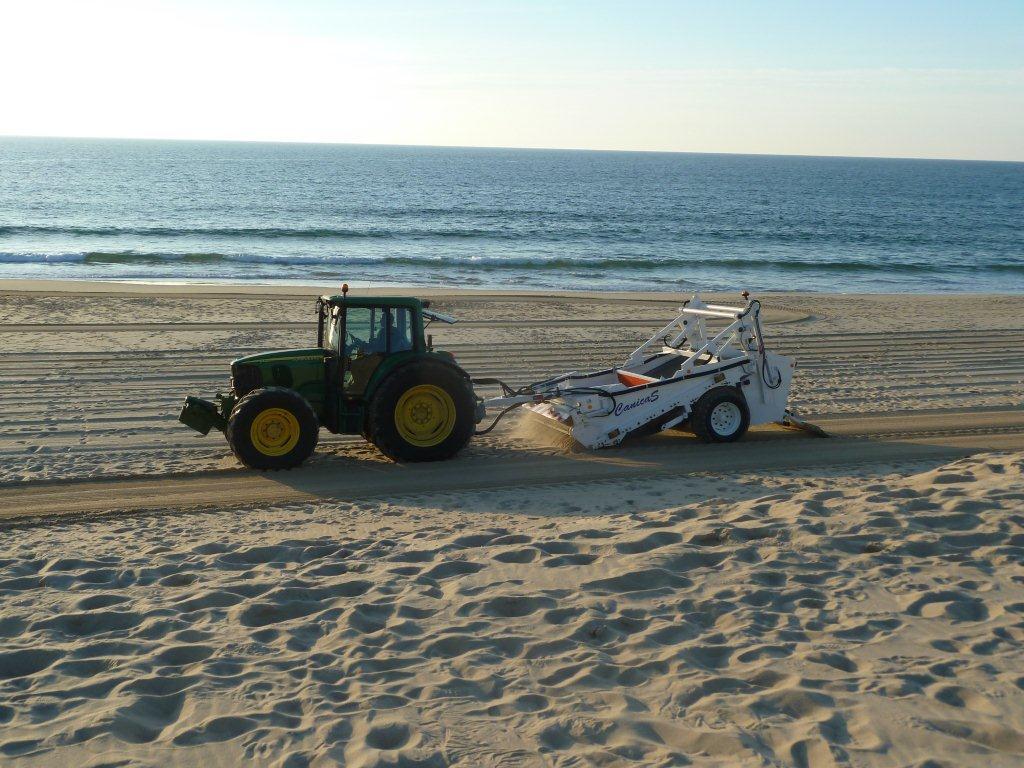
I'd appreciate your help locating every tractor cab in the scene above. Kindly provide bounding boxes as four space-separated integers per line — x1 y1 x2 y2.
315 293 455 397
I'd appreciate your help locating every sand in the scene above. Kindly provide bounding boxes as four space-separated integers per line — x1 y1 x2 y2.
0 280 1022 767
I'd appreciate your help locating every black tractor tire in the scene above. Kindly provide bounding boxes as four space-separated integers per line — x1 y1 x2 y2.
226 387 319 470
689 386 750 443
367 361 476 462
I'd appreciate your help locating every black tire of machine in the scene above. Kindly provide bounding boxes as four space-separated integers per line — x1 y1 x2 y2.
689 386 750 443
368 361 476 462
226 387 319 470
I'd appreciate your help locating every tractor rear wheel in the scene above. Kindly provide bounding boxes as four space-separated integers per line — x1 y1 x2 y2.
689 386 750 443
226 387 319 470
367 362 475 462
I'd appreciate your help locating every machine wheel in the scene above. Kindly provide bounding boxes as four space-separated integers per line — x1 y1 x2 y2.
367 361 475 462
689 387 750 443
226 387 319 470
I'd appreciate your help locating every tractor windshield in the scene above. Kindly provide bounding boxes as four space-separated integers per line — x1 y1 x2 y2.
344 307 387 357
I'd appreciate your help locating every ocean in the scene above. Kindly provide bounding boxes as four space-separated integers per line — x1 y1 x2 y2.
0 137 1021 293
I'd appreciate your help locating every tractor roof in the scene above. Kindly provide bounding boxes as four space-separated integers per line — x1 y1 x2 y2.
320 295 425 310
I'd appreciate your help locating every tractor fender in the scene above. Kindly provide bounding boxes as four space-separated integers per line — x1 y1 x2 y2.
366 353 472 393
420 351 471 378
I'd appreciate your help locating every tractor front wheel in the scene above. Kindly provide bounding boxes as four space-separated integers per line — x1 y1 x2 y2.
226 387 319 470
367 362 475 462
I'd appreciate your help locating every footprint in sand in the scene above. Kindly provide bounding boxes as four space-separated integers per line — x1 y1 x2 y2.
364 721 411 750
514 693 550 713
788 738 838 768
805 650 859 673
0 648 61 680
418 560 485 581
0 738 44 758
154 644 215 666
172 715 258 746
75 593 131 611
109 692 187 744
462 593 557 618
582 568 692 595
543 553 598 567
492 547 539 564
905 590 990 622
346 602 395 633
614 530 683 554
31 609 142 637
930 684 1001 715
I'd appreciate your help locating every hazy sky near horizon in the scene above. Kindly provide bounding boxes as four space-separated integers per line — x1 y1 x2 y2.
2 0 1022 160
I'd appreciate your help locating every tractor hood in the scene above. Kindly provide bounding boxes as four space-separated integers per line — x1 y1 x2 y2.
229 348 330 398
232 348 328 367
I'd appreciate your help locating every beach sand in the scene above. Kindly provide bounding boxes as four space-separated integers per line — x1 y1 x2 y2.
0 280 1022 767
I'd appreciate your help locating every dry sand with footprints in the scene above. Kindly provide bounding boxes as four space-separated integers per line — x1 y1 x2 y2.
0 280 1022 767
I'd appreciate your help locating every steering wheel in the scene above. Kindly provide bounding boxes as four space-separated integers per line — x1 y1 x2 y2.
346 331 368 357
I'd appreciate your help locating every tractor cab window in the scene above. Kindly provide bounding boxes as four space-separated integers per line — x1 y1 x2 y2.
344 307 387 357
325 306 342 353
389 308 414 352
342 307 387 395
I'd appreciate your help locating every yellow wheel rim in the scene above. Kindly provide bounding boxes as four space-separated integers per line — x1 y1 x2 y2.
395 384 456 448
249 407 301 457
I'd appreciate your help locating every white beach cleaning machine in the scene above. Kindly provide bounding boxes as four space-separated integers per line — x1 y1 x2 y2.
474 293 823 447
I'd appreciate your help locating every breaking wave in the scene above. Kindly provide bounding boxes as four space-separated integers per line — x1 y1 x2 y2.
0 224 1016 250
1 250 1021 274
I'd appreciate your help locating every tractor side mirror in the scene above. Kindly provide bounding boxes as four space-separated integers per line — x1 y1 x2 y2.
427 333 433 351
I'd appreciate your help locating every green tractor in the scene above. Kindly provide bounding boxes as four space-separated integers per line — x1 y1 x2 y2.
179 289 481 470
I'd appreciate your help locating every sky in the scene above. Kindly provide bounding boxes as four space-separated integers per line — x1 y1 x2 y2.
1 0 1022 160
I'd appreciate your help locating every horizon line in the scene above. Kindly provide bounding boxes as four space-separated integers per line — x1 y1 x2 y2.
1 133 1022 164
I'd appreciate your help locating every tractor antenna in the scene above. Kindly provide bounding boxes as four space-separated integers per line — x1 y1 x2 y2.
342 283 349 298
